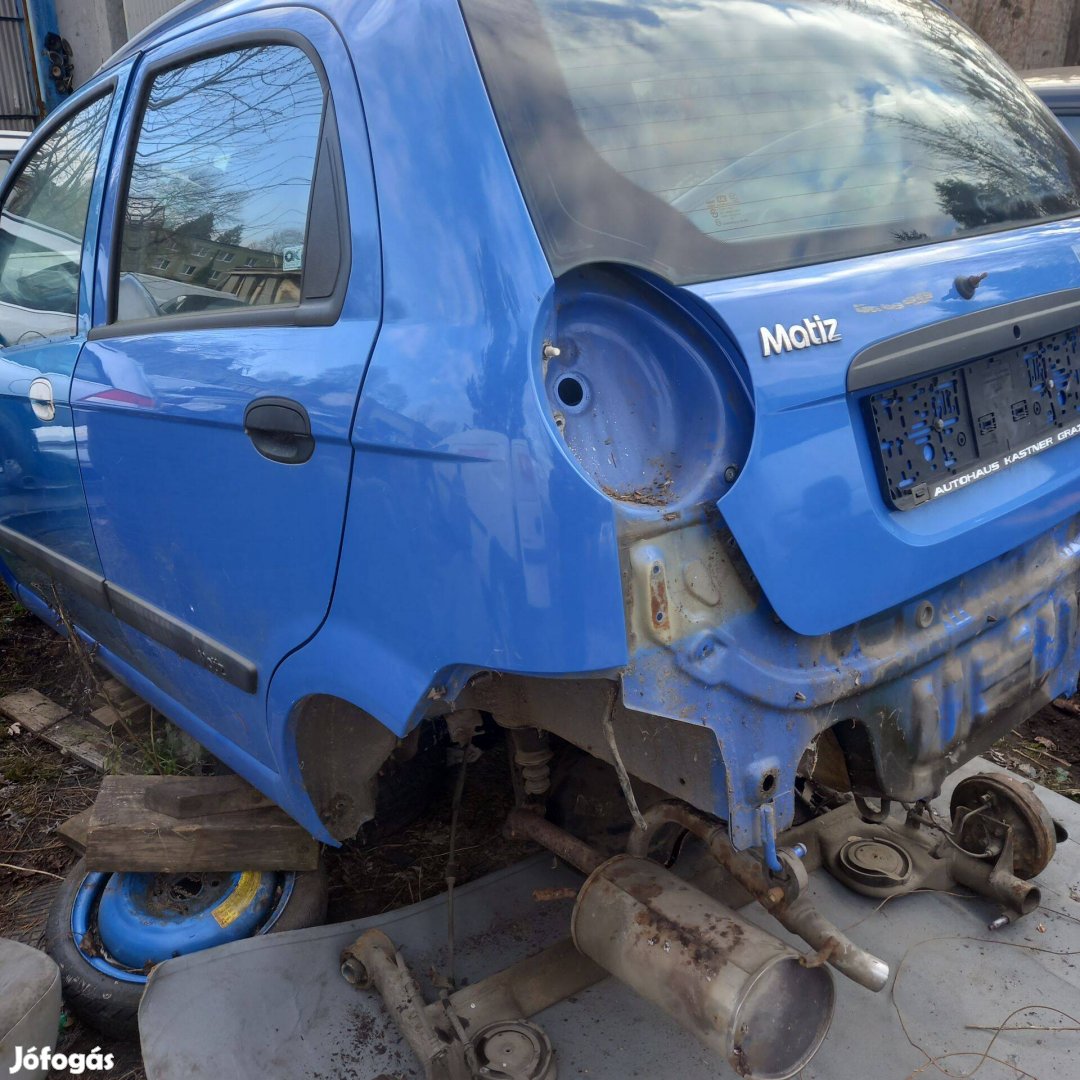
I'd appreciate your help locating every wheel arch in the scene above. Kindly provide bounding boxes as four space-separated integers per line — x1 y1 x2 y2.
288 693 401 842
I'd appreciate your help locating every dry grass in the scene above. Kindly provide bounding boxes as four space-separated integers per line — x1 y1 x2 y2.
6 576 1080 1078
0 581 527 1077
991 700 1080 804
326 739 528 922
0 738 95 943
0 585 98 945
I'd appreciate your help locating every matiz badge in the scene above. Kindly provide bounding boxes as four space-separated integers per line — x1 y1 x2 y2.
759 316 841 357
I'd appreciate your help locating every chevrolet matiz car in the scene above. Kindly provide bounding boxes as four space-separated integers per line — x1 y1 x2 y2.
2 0 1079 1070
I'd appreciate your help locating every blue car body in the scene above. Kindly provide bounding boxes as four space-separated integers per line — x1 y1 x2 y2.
2 0 1080 855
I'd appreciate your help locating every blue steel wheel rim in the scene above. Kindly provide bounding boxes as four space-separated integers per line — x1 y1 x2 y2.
70 869 297 983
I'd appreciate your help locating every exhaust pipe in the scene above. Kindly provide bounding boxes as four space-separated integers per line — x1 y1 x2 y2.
571 855 834 1080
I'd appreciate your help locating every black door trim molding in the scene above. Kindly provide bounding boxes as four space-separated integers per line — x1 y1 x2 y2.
0 525 257 693
0 525 107 607
104 581 258 693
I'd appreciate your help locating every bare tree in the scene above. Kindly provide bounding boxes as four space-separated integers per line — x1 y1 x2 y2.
120 44 323 287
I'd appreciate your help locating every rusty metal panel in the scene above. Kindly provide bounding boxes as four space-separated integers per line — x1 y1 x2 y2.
136 764 1080 1080
0 0 39 130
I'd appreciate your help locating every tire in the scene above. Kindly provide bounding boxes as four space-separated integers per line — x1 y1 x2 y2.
45 859 328 1039
45 869 143 1041
265 864 329 932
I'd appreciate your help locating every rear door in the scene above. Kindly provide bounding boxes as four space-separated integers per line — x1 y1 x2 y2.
73 12 380 767
0 76 129 652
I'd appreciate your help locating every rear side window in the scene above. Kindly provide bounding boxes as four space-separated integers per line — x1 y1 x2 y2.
461 0 1080 284
1059 114 1080 145
0 96 112 348
115 45 325 323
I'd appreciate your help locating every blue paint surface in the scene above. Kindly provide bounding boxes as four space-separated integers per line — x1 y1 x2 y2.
97 870 277 968
0 70 136 659
75 7 381 768
701 218 1080 635
72 868 291 979
1 0 1080 853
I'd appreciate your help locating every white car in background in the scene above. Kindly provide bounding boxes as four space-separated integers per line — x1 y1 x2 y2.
0 131 27 182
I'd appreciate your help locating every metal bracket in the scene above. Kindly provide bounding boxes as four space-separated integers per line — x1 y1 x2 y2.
341 930 600 1079
807 773 1057 928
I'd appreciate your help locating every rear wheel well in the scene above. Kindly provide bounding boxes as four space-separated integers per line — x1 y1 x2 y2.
291 695 442 838
805 720 883 796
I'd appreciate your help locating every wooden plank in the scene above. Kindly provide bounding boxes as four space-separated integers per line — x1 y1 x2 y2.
84 775 319 872
91 678 137 711
31 715 146 774
89 679 151 732
0 689 71 733
89 702 151 733
57 807 93 855
1 688 142 773
143 774 274 819
36 716 114 771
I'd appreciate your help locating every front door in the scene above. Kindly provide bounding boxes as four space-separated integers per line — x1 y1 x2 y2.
0 79 126 652
73 14 380 772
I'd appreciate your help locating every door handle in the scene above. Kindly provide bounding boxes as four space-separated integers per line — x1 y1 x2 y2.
243 397 314 464
28 377 55 422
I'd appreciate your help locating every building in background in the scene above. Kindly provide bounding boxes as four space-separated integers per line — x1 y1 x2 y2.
54 0 180 89
2 0 184 132
1 0 75 130
6 0 1080 128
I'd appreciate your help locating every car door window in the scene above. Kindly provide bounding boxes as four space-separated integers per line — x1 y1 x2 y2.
0 96 112 348
1059 113 1080 145
116 45 325 322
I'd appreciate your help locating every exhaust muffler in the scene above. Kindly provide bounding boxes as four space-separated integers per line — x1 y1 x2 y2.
571 854 834 1080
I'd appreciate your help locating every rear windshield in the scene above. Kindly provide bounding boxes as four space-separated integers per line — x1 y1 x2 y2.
459 0 1080 284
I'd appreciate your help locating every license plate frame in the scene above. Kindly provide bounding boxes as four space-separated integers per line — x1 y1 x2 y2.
865 326 1080 510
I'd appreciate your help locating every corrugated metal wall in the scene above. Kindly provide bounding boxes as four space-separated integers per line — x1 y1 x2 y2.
122 0 182 38
0 0 40 130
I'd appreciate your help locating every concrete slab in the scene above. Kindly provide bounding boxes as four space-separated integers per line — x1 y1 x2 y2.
139 760 1080 1079
0 938 61 1078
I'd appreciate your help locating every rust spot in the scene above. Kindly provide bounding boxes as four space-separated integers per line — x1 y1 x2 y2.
731 1042 752 1077
628 891 744 977
600 480 674 506
648 561 672 643
625 879 665 903
531 886 578 902
801 936 842 969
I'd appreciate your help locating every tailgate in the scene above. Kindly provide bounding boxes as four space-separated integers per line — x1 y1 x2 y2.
696 217 1080 634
